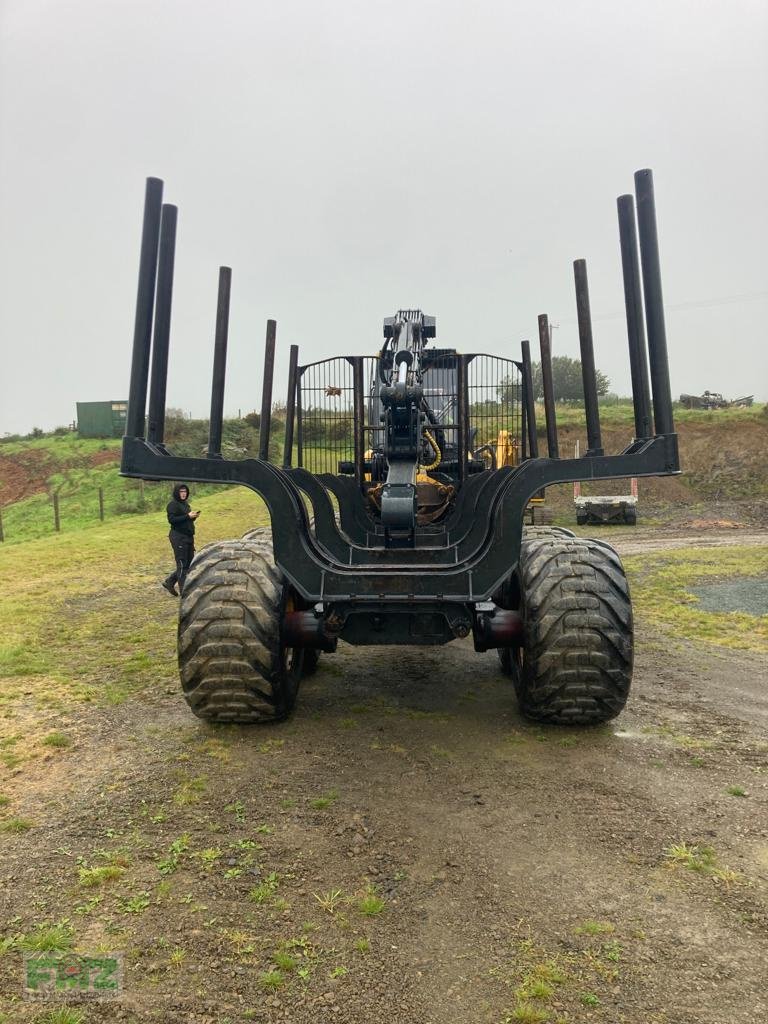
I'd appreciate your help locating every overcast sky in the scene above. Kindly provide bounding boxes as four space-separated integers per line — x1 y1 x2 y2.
1 0 766 435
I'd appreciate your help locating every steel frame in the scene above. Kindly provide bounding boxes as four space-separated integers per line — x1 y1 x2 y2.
121 168 680 640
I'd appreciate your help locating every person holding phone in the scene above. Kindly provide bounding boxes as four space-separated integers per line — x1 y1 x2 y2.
162 483 200 596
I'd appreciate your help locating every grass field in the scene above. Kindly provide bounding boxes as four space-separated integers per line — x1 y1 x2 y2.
0 487 268 720
625 545 768 652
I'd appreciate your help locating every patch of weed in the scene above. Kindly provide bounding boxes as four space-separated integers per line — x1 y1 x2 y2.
78 864 125 887
310 790 339 810
356 886 385 916
1 816 33 833
313 889 346 914
158 834 190 875
224 800 246 824
273 951 298 972
173 775 208 805
249 872 279 904
258 970 285 990
18 921 74 952
664 841 741 883
504 1004 549 1023
575 920 614 936
36 1009 85 1024
116 891 151 914
41 731 72 748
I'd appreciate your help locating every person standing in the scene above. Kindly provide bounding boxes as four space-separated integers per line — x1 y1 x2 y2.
162 483 200 596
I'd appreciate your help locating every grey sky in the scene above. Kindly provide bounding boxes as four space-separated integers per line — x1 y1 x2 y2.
1 0 766 435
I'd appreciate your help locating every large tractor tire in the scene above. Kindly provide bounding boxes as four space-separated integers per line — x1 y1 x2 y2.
522 525 576 540
510 533 633 725
178 533 304 724
529 503 555 526
243 526 322 675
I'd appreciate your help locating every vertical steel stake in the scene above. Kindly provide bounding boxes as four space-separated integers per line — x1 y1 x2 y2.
258 320 277 461
520 340 539 459
617 194 653 439
147 203 178 445
283 344 300 468
126 177 164 439
634 168 674 436
537 314 559 458
208 267 232 458
573 260 603 455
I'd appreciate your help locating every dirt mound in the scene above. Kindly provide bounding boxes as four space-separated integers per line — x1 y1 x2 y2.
0 446 119 506
682 518 745 530
547 415 768 521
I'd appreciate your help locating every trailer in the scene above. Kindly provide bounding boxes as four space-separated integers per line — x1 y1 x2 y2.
573 440 639 525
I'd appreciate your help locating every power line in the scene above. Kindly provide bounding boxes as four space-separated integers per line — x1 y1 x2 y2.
557 289 768 325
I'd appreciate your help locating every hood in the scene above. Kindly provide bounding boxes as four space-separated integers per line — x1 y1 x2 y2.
172 483 190 501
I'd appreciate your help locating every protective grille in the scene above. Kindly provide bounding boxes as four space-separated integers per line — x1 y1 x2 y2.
295 353 522 474
467 355 522 465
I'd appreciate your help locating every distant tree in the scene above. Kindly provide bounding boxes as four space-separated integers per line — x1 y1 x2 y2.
498 358 610 406
327 417 352 443
531 356 610 403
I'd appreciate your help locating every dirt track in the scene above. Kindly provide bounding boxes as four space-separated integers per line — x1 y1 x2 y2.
1 529 767 1023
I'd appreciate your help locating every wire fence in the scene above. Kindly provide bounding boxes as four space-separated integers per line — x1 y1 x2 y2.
0 479 223 545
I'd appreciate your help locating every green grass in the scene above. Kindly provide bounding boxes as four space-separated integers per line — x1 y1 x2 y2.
249 872 280 905
356 887 385 916
258 969 285 990
35 1009 85 1024
552 400 766 429
0 816 34 833
504 1004 549 1023
17 921 74 952
726 785 747 797
663 841 741 883
0 486 268 716
625 545 768 654
310 789 339 810
0 435 227 546
42 731 72 748
575 920 614 936
273 951 298 972
313 889 346 914
78 864 125 887
0 433 121 460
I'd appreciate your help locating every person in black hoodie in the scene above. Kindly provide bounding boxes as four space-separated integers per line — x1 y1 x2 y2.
162 483 200 596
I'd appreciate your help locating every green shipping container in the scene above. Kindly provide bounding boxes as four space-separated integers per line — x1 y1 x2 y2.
76 401 128 438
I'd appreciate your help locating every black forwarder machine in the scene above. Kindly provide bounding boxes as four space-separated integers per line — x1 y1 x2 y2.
121 170 680 727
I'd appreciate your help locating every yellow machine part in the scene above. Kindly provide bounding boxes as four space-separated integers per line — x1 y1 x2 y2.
494 429 519 468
